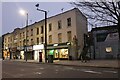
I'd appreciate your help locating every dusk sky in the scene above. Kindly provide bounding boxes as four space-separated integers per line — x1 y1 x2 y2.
2 2 77 35
2 1 95 36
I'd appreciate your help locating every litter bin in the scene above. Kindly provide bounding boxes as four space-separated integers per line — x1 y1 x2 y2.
69 56 72 60
48 55 53 63
3 57 4 60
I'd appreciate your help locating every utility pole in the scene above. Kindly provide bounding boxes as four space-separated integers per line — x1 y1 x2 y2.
35 4 47 63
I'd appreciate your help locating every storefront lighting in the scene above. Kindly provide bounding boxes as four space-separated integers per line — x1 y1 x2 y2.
67 42 71 45
54 44 58 46
5 47 8 49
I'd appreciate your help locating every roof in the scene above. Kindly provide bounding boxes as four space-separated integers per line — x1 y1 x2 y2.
91 25 118 32
3 8 86 36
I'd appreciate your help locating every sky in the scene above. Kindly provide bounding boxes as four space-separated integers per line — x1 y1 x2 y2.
1 1 98 36
2 2 77 35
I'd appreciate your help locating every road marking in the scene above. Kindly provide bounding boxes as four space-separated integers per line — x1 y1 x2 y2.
65 67 74 70
80 69 91 71
20 69 25 71
34 72 42 75
103 71 117 74
55 69 59 71
84 70 102 74
39 68 44 70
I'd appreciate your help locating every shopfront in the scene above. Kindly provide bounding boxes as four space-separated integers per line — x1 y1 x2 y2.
47 42 70 60
26 46 34 60
11 47 20 59
33 44 45 62
48 49 69 60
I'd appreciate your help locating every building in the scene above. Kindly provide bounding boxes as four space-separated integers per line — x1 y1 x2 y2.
3 8 88 62
0 37 2 58
91 25 119 59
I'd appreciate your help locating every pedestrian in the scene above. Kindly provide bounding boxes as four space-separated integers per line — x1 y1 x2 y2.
80 46 88 62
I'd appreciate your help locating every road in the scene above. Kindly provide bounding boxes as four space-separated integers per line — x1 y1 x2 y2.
2 60 119 78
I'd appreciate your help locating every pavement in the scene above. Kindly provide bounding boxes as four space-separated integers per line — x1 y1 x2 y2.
3 59 120 69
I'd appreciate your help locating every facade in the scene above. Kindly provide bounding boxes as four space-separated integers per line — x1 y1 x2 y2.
0 37 2 58
91 25 119 59
3 8 88 62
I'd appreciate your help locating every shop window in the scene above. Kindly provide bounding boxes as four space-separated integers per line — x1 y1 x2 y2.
59 49 68 58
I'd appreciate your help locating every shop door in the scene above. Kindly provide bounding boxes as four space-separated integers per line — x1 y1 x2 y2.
39 52 42 62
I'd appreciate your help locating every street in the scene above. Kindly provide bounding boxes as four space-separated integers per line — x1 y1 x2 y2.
2 60 119 78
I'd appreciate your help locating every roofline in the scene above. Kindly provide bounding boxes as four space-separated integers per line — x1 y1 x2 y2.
3 8 86 35
91 25 117 32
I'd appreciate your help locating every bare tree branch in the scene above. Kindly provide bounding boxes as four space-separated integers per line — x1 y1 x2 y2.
71 2 119 26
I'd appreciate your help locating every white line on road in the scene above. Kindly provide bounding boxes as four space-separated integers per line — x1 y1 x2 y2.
55 69 59 71
103 71 117 74
39 68 44 70
84 70 102 74
34 72 42 75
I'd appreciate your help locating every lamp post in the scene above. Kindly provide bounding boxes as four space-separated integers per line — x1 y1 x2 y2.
19 9 28 62
35 4 47 63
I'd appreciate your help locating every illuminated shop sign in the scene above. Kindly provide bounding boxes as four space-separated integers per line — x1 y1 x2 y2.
49 50 54 55
33 44 44 50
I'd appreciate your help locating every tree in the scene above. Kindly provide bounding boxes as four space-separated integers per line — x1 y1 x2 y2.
71 1 120 39
71 1 120 60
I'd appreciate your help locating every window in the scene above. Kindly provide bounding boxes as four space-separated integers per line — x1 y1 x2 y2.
20 41 21 46
31 39 33 45
31 29 33 36
58 33 62 43
10 37 12 42
37 38 39 45
67 18 71 27
23 32 25 38
20 33 22 39
8 37 10 42
37 28 39 35
58 20 62 29
41 26 44 34
106 47 112 53
41 37 44 43
5 38 6 43
49 23 52 31
67 31 72 42
27 30 29 37
27 40 29 45
96 33 108 42
49 35 52 44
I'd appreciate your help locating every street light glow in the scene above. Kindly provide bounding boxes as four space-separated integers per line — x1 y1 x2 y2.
19 9 26 16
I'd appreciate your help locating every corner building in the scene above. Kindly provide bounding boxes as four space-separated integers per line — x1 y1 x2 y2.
3 8 88 62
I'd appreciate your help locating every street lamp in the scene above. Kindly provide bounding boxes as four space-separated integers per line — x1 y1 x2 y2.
19 9 28 62
35 4 47 63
